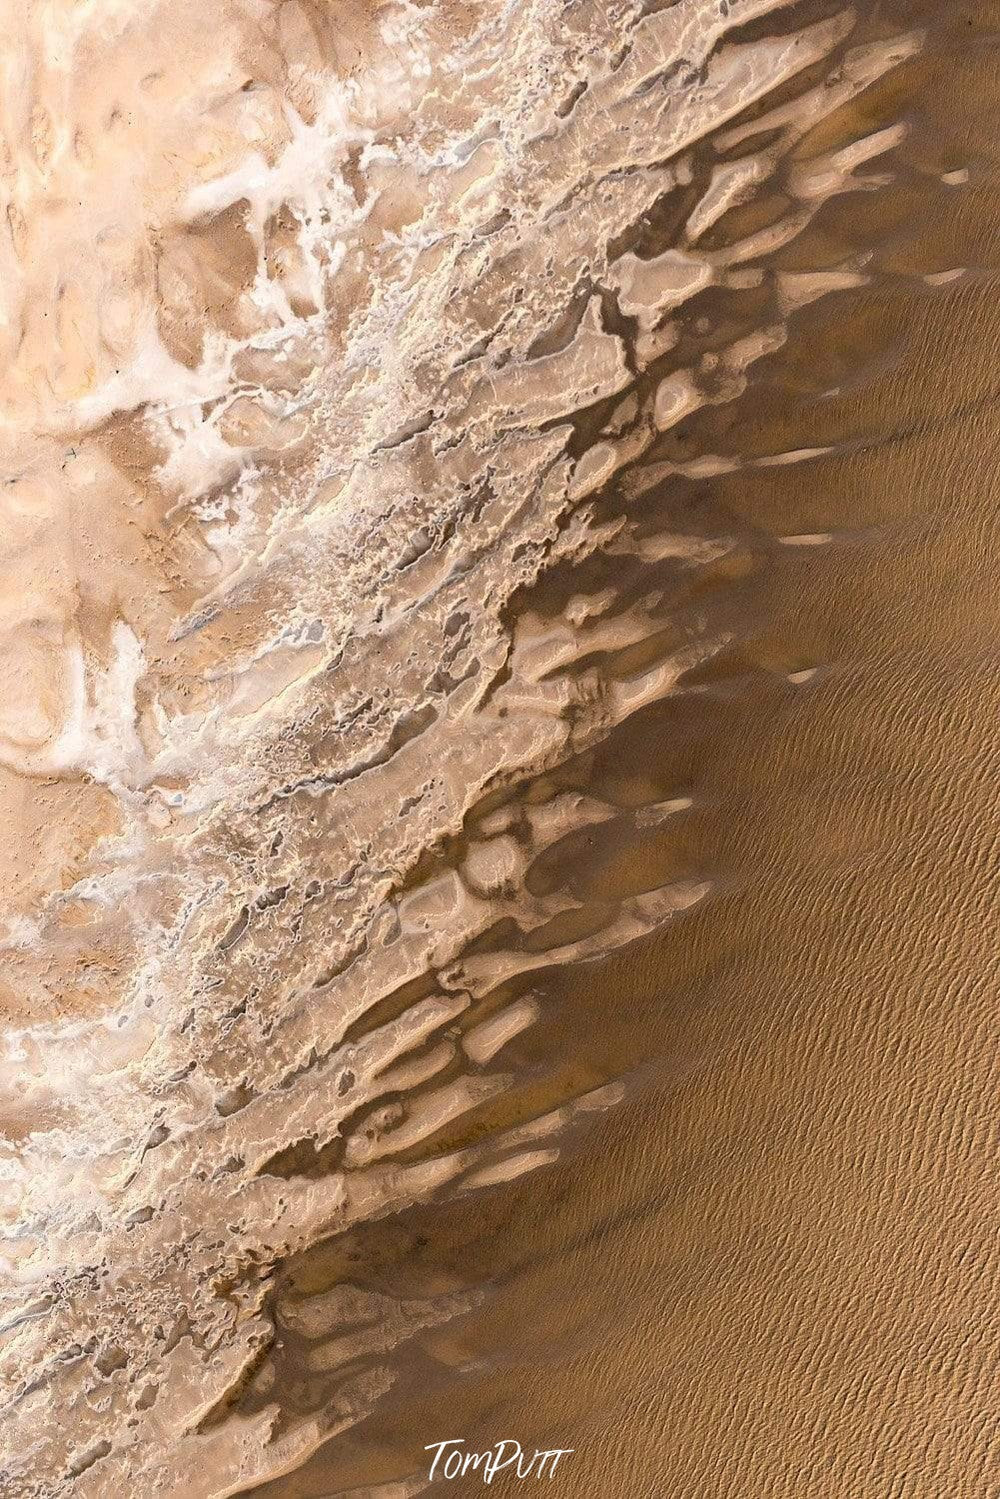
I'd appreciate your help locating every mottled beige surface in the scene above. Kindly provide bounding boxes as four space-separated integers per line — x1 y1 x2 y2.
0 0 996 1493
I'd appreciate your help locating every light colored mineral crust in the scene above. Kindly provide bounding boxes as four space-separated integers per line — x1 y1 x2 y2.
0 1 920 1493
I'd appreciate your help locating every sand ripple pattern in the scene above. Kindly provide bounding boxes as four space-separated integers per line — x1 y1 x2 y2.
0 1 937 1492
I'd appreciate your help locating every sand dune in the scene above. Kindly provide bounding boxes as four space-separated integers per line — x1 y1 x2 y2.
0 1 996 1494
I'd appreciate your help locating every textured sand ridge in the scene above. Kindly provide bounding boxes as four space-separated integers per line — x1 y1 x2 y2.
0 0 957 1493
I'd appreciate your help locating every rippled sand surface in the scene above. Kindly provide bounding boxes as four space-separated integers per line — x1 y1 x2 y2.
1 0 998 1494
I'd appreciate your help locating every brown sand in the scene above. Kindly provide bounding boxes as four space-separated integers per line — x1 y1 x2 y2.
241 7 1000 1497
0 0 997 1494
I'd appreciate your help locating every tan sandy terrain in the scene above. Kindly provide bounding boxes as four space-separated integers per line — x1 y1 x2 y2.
0 0 996 1494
